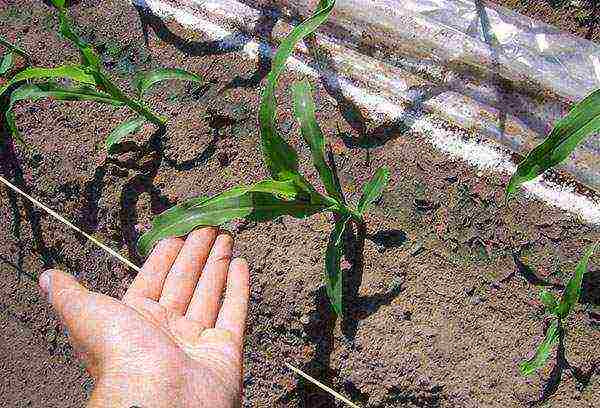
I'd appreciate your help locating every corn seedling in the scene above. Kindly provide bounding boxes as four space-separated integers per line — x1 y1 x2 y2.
519 244 596 375
506 88 600 197
0 35 30 76
137 0 390 314
0 0 204 153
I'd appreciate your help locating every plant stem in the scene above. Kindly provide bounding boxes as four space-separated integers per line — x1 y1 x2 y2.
94 71 166 127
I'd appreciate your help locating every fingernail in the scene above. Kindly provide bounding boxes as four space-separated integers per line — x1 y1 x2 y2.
39 271 51 299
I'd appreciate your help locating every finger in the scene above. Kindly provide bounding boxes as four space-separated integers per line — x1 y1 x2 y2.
38 270 111 373
215 258 249 342
159 227 218 314
185 232 232 325
123 237 184 302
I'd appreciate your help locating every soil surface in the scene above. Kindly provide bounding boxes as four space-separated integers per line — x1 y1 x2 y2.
491 0 600 42
1 1 600 407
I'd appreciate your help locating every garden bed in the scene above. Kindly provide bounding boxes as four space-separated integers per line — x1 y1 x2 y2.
1 1 600 407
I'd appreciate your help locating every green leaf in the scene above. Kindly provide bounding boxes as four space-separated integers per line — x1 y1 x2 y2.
52 4 102 70
137 179 334 257
0 65 96 97
258 0 335 181
92 70 166 127
4 82 123 143
292 79 344 202
539 290 558 313
51 0 66 9
325 216 349 315
555 244 596 319
134 68 205 98
0 52 13 76
0 36 30 60
519 320 560 376
357 166 391 215
106 117 146 154
507 89 600 197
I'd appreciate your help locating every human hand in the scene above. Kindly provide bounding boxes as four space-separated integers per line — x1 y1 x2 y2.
38 228 249 408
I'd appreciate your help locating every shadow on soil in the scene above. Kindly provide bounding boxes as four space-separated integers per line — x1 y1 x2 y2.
529 327 598 406
280 219 406 407
506 252 565 289
134 1 279 91
0 124 72 280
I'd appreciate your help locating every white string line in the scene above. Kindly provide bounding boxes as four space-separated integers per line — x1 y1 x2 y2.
0 175 142 273
285 363 362 408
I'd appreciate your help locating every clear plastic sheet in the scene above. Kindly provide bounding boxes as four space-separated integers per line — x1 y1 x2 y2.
134 0 600 191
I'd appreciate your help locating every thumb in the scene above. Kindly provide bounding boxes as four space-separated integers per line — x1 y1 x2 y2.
39 269 90 324
39 269 107 371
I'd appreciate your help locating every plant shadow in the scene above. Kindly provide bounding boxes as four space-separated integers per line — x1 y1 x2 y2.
0 123 72 280
113 127 174 267
529 327 597 406
134 1 278 90
280 221 404 406
581 269 600 307
506 253 565 289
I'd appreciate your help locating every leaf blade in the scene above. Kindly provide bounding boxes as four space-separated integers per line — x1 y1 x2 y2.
357 166 390 215
507 89 600 197
0 65 96 97
519 320 560 376
134 68 205 98
539 290 558 314
52 3 102 70
4 82 123 143
92 70 166 127
137 179 333 257
292 79 343 202
0 52 14 76
258 0 335 180
0 36 30 60
106 117 146 154
325 216 349 315
555 243 596 319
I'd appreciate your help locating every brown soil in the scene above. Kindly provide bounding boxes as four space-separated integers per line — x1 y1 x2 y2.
1 1 600 407
490 0 600 43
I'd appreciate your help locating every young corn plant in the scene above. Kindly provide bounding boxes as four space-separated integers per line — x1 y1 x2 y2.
137 0 390 315
0 0 204 153
0 35 30 76
506 88 600 197
519 244 596 375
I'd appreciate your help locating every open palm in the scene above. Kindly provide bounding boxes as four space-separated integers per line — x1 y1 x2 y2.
39 228 249 408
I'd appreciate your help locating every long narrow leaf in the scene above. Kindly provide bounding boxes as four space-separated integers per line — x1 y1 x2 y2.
106 117 146 154
52 2 102 69
519 320 560 376
357 167 390 215
539 290 558 314
555 244 596 319
258 0 335 180
506 89 600 197
46 3 164 126
5 82 123 143
0 65 96 97
92 70 166 126
325 216 349 315
138 179 334 257
0 53 13 76
0 36 30 60
292 79 344 202
134 68 205 98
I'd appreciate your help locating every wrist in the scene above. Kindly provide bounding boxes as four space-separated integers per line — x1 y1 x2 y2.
88 367 239 408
